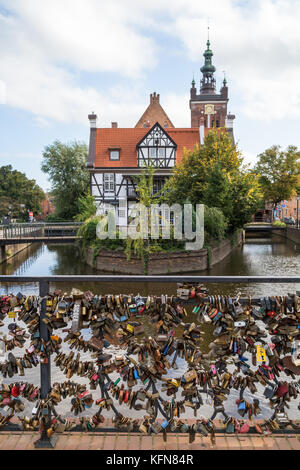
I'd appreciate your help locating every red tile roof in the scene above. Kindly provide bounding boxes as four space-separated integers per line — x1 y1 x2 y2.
93 127 204 168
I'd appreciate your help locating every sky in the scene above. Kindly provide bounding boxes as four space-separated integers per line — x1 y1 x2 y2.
1 0 300 192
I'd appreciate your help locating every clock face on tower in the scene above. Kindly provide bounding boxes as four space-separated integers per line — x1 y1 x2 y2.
205 104 214 115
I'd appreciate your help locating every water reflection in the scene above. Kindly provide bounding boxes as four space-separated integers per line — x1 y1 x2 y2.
1 235 300 297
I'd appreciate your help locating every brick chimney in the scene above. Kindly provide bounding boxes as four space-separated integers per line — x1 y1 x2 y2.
150 92 160 104
88 112 97 128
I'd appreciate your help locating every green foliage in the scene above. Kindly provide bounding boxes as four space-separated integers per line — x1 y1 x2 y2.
204 206 228 241
92 237 126 258
255 145 300 208
45 214 66 223
74 195 97 222
125 166 156 273
272 220 286 227
0 165 45 220
161 129 262 231
77 217 101 245
78 215 126 255
206 244 212 267
124 166 186 271
41 140 89 220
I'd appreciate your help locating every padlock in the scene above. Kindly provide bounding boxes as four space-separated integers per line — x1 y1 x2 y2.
126 324 134 334
183 369 197 383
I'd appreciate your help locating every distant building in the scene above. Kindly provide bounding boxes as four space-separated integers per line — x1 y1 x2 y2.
87 39 236 225
276 197 300 221
37 194 55 220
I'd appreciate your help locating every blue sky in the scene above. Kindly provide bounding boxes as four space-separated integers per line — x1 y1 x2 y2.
1 0 300 192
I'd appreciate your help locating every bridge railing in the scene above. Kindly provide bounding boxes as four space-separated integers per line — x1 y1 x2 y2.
0 223 83 239
1 275 300 447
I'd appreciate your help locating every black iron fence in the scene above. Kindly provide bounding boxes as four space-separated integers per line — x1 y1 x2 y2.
1 275 300 448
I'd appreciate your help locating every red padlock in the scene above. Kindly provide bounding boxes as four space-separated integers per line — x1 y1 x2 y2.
11 385 20 398
189 289 196 299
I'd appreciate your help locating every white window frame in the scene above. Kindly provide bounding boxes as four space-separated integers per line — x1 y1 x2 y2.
104 174 115 192
110 150 120 161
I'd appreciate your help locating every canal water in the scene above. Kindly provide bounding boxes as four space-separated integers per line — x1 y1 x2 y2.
0 234 300 422
1 233 300 297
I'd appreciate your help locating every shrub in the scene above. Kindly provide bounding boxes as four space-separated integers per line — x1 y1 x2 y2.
204 206 228 241
272 221 286 228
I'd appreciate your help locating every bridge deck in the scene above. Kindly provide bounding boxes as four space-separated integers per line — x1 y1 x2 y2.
0 236 79 245
245 225 285 231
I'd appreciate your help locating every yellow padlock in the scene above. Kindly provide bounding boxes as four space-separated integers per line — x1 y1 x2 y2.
171 379 180 388
126 324 134 334
256 345 266 362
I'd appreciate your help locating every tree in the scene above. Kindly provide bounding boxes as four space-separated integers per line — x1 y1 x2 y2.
74 195 97 222
41 140 89 220
255 145 300 214
161 129 262 230
125 165 157 273
0 165 45 220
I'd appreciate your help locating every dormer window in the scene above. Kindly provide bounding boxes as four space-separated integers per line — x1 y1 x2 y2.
109 149 120 160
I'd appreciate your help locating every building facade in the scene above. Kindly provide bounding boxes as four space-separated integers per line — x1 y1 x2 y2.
87 40 235 225
276 197 300 222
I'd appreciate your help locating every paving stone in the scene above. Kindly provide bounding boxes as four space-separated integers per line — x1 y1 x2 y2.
261 436 278 450
14 433 35 450
153 435 167 450
114 434 129 450
249 436 266 449
237 436 254 450
177 435 191 451
127 435 141 450
77 434 93 450
0 434 20 450
140 436 153 450
54 435 70 450
224 437 241 450
0 431 299 450
102 433 117 450
214 435 229 450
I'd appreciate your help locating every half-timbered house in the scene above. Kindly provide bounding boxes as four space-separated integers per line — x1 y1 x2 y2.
86 40 235 226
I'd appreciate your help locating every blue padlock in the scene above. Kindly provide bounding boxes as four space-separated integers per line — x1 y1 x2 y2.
238 355 248 362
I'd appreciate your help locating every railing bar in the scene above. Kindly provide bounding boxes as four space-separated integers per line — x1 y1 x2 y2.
1 275 300 283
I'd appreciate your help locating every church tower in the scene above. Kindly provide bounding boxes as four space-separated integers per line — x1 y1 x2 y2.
190 36 235 139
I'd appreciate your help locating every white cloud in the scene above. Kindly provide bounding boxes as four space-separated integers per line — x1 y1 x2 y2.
155 0 300 121
0 80 6 104
1 0 300 125
163 93 190 127
0 0 157 124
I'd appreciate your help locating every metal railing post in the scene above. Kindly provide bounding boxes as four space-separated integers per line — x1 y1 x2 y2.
34 279 57 448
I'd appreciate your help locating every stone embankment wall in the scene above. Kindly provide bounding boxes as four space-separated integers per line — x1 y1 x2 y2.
273 227 300 245
284 227 300 244
86 231 243 274
0 243 32 264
